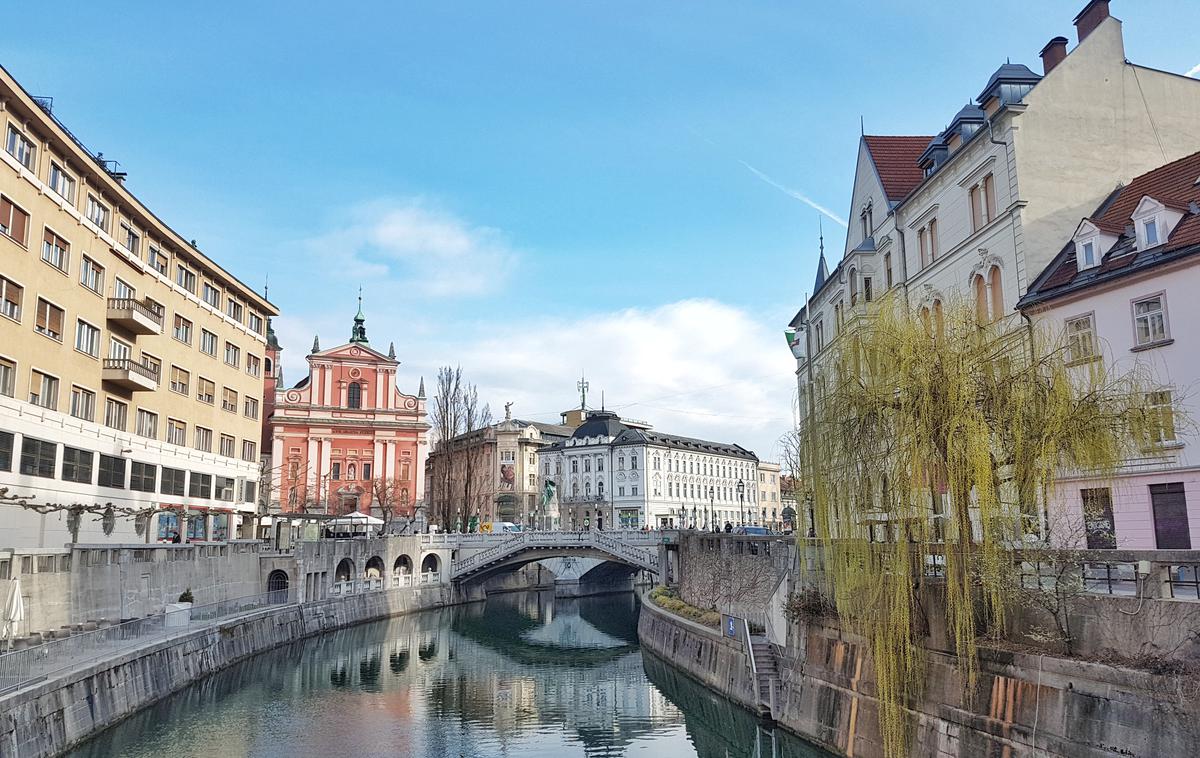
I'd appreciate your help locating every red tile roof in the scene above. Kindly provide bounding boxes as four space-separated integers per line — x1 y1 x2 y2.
863 135 934 202
1021 150 1200 306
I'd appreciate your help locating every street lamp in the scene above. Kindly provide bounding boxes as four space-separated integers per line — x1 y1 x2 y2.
708 486 714 532
736 479 745 527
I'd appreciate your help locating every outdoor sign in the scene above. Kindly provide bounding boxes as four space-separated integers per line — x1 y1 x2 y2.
724 614 739 639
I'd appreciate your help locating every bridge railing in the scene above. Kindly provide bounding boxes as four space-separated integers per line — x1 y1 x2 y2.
450 529 659 579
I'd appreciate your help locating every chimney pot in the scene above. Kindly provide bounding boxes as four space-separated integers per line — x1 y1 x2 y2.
1073 0 1111 43
1039 36 1070 75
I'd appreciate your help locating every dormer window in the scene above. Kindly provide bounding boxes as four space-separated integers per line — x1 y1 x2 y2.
1143 219 1159 247
1081 241 1096 268
1131 196 1182 252
1072 218 1116 270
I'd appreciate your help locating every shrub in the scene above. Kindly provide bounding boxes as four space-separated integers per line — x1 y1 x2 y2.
178 589 194 604
784 587 837 623
649 585 720 628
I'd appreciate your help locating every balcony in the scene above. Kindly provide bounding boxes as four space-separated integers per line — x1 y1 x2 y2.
107 298 164 335
102 358 159 391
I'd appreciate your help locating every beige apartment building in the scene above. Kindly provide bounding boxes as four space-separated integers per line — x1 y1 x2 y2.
0 64 277 548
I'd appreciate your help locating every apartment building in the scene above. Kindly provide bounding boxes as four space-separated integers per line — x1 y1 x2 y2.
0 64 277 548
1018 152 1200 550
788 1 1200 447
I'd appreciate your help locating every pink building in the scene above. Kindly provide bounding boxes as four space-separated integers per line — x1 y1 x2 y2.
1019 151 1200 549
267 302 428 517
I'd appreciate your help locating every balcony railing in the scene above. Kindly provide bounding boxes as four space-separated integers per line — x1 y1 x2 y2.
102 358 159 391
107 298 164 335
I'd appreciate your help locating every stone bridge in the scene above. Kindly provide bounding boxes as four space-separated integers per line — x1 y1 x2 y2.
436 530 675 584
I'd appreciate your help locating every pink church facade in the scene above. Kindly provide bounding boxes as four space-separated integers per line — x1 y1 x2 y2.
266 306 428 517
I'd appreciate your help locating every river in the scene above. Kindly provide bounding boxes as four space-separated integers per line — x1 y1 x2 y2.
66 591 833 758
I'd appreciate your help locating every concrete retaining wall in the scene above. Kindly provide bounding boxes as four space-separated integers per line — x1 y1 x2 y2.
0 584 457 758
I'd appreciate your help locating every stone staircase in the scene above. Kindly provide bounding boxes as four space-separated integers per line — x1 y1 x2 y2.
749 635 781 718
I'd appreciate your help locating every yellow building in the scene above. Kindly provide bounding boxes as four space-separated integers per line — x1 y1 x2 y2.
0 64 278 548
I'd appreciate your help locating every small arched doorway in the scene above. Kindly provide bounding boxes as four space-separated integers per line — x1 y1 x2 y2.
335 558 355 582
267 570 289 604
365 556 384 578
420 553 440 577
393 554 413 575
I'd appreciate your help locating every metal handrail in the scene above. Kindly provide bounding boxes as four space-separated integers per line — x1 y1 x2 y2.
743 617 758 676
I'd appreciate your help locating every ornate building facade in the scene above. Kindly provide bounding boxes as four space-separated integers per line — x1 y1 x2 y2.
266 303 428 518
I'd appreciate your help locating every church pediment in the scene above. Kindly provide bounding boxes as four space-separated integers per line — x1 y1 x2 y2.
312 342 396 364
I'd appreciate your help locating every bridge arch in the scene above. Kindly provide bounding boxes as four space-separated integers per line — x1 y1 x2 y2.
394 554 413 575
421 553 440 575
365 556 385 578
335 558 355 582
266 569 290 603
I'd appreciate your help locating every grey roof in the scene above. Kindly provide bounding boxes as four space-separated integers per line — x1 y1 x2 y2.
813 250 829 292
850 236 876 254
975 63 1041 104
526 421 574 440
570 411 629 440
611 428 758 461
946 103 985 132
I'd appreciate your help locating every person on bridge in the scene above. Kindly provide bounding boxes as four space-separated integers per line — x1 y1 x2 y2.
723 522 733 533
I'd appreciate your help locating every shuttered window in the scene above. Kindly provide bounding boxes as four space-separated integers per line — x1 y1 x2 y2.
1150 483 1191 550
0 195 30 245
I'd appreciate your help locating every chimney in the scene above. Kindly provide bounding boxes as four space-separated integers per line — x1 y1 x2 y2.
1039 37 1069 75
1073 0 1110 43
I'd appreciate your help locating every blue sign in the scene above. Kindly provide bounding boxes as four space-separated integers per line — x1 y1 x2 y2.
725 615 737 638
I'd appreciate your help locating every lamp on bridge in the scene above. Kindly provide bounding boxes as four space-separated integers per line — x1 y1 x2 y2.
707 486 714 532
736 479 745 527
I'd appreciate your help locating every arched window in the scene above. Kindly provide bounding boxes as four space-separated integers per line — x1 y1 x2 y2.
265 357 273 375
933 300 945 339
920 306 931 333
598 481 604 497
973 274 988 323
347 382 362 409
849 266 858 305
572 482 580 496
585 481 592 497
989 266 1004 321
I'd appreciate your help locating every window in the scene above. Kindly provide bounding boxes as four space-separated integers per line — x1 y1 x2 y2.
197 378 215 404
0 195 30 245
194 426 213 452
48 162 76 203
1080 241 1096 268
148 247 168 275
0 276 21 321
219 434 235 457
248 312 264 334
85 195 110 232
631 456 638 470
31 298 63 340
74 320 100 357
244 396 259 419
169 365 190 395
347 382 361 408
0 430 10 471
848 267 858 305
222 387 237 412
969 174 996 231
80 257 104 293
160 466 186 496
1144 219 1159 247
332 462 341 480
863 277 873 302
131 462 156 492
113 278 135 300
246 354 261 377
108 337 130 361
163 418 188 448
119 222 141 257
918 227 927 267
1133 295 1167 346
173 315 193 344
1065 315 1097 363
200 330 217 356
70 386 95 421
5 125 35 170
136 409 158 438
362 463 372 480
62 446 93 484
104 398 127 430
1144 390 1177 445
0 358 15 398
19 436 56 478
202 281 221 308
41 229 69 271
972 274 988 323
98 455 126 489
815 320 825 351
215 476 235 502
1150 482 1191 550
243 480 257 504
29 370 58 410
226 298 243 322
242 440 257 462
223 342 240 367
188 472 212 499
176 263 196 293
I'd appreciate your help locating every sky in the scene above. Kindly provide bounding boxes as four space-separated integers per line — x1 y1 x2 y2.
6 1 1198 461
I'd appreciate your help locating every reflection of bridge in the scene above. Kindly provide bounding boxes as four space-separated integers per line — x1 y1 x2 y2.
444 530 673 583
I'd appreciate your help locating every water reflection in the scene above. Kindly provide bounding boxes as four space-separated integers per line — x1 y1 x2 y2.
66 591 831 758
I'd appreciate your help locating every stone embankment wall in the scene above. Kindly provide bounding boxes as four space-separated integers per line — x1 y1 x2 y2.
0 584 454 758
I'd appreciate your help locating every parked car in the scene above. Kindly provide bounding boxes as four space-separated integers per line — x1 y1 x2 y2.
482 521 523 534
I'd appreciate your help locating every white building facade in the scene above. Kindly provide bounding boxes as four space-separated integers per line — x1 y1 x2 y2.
537 411 760 530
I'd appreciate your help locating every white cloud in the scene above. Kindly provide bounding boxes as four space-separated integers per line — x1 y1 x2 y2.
303 199 520 297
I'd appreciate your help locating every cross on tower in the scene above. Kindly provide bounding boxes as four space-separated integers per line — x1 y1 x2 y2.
577 373 589 411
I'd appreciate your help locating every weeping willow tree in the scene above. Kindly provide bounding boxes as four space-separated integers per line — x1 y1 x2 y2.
801 297 1160 757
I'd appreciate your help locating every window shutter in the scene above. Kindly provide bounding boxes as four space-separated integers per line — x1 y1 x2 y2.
11 204 28 244
1150 483 1191 549
50 306 63 336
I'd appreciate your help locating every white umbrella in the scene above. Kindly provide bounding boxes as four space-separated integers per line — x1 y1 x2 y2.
1 578 24 649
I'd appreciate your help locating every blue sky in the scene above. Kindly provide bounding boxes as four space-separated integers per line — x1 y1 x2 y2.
7 1 1198 459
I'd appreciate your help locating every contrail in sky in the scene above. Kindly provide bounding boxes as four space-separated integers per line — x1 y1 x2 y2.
738 160 848 228
1187 62 1200 78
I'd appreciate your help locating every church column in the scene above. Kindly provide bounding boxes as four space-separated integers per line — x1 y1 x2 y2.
375 375 384 409
323 366 333 406
414 439 428 504
384 441 396 480
320 438 332 509
312 365 321 407
271 435 284 508
306 437 319 505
